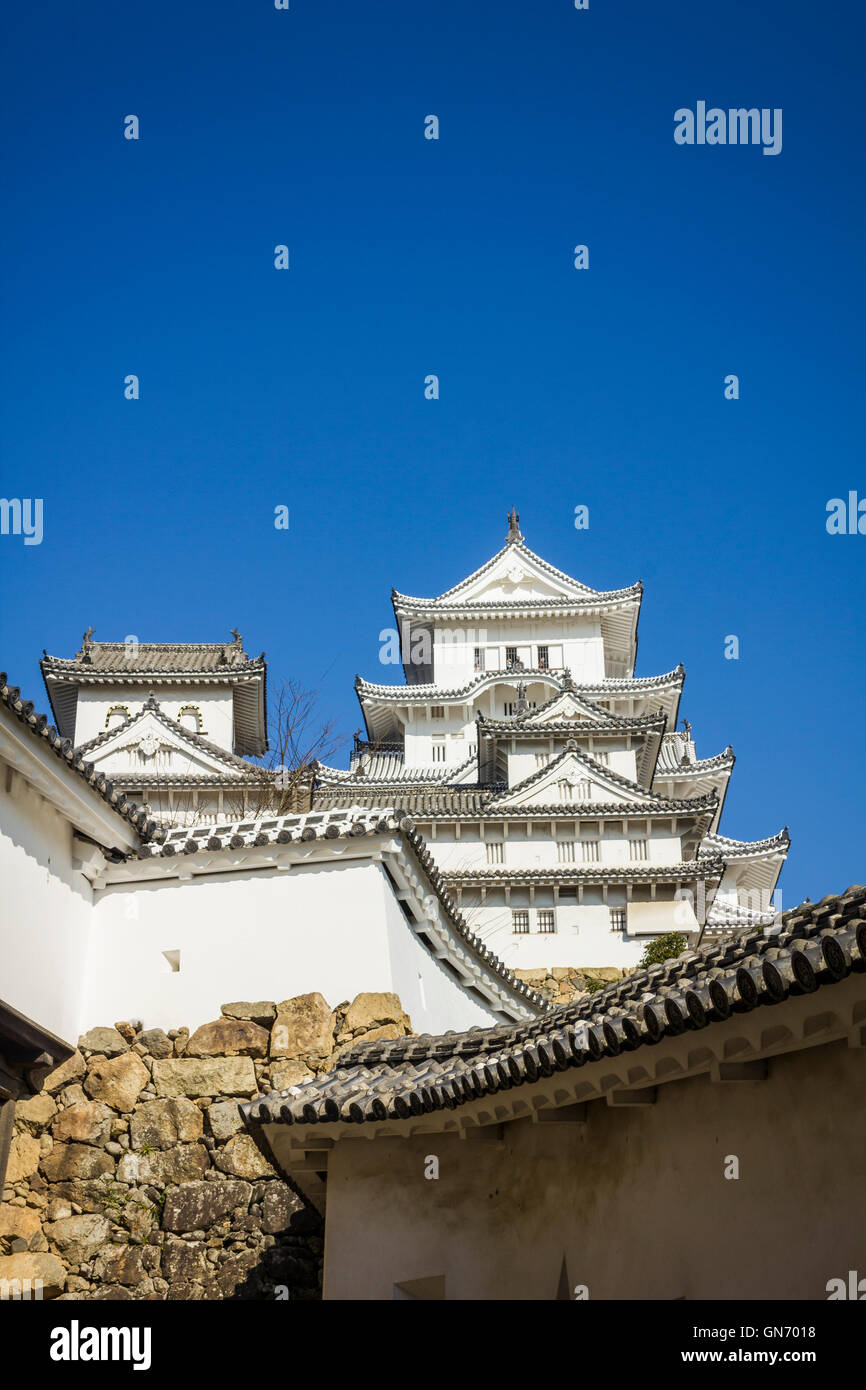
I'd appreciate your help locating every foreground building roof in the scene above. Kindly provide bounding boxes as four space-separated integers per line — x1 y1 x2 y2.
244 883 866 1134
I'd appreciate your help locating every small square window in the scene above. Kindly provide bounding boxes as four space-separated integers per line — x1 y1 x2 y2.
557 841 576 863
431 705 445 719
537 910 556 934
512 910 530 934
629 839 648 861
486 841 504 865
609 907 627 932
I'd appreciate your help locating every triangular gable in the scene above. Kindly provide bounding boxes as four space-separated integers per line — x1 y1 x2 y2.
432 541 597 605
513 688 609 725
80 706 258 781
489 746 653 809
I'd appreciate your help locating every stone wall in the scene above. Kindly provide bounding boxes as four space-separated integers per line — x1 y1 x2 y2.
0 990 412 1300
513 966 624 1006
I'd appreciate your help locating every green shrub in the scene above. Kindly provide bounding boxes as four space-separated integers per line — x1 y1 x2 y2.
637 932 688 969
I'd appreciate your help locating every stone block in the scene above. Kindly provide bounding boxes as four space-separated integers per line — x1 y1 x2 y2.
185 1018 269 1058
84 1054 149 1112
41 1144 114 1183
51 1101 112 1145
161 1180 252 1234
221 1001 277 1025
0 1251 65 1298
271 994 334 1061
151 1056 257 1100
78 1027 129 1057
129 1097 203 1150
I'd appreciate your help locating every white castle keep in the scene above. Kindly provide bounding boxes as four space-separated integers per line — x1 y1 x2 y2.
312 510 789 968
38 511 789 974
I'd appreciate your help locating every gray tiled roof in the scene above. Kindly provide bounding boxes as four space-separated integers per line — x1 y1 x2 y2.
392 590 641 616
440 858 725 885
42 636 263 676
476 712 666 736
243 883 866 1128
312 788 498 814
701 830 791 858
355 666 685 702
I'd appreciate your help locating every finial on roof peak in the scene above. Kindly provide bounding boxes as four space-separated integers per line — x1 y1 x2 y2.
80 627 95 662
506 506 522 544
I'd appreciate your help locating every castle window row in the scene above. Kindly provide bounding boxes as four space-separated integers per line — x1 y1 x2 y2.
474 837 660 868
473 645 558 673
511 909 555 934
510 907 629 936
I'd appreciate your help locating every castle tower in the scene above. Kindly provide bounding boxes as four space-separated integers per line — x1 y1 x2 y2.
313 515 789 968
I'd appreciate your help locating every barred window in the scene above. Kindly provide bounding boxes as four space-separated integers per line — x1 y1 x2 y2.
581 840 599 863
474 647 485 672
610 907 627 932
431 705 445 719
557 841 576 863
558 780 574 802
505 647 519 669
537 646 549 669
486 841 504 865
512 910 530 934
594 750 610 766
575 779 592 801
431 738 446 762
629 839 648 861
537 910 556 934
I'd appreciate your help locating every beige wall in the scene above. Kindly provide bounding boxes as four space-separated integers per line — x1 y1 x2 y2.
321 1038 866 1300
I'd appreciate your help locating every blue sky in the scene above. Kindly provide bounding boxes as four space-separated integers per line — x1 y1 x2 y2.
1 0 863 907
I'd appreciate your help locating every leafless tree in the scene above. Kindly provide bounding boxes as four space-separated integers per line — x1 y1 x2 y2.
253 677 346 815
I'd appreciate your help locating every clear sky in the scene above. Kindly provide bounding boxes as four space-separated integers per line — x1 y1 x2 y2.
1 0 863 908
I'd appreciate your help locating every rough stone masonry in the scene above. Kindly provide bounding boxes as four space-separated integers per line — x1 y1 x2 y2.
0 990 413 1300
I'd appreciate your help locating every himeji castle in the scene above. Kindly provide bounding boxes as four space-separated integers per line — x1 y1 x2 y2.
313 510 790 968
